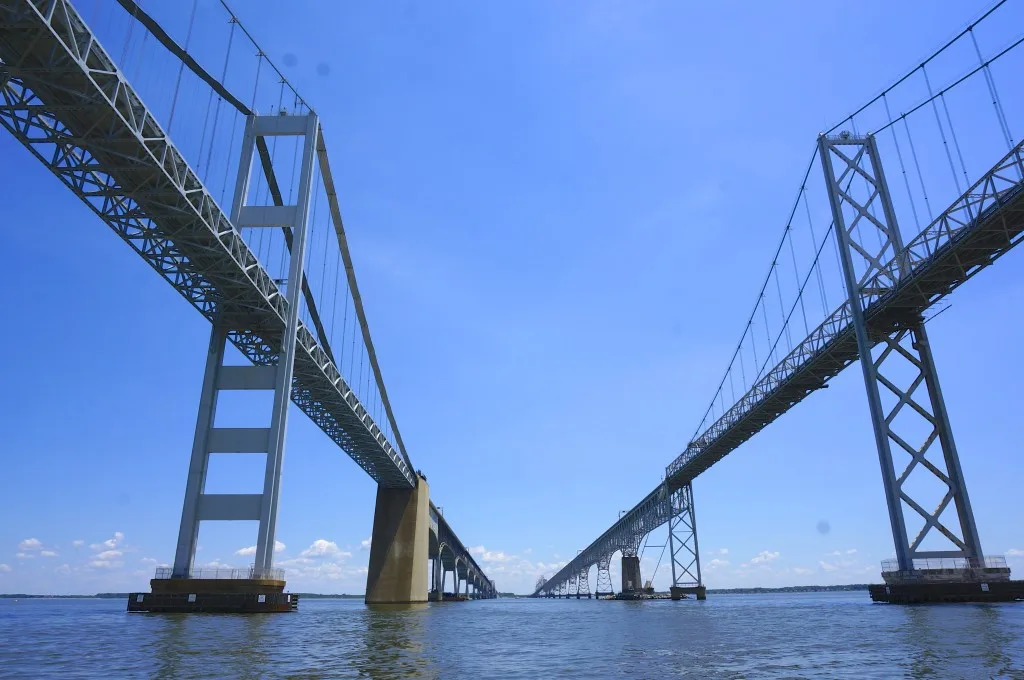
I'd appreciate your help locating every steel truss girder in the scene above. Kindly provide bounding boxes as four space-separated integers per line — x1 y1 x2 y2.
0 0 414 487
819 133 984 569
667 484 702 588
664 139 1024 493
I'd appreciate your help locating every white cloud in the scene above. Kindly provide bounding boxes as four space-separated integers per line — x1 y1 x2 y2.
18 538 42 551
359 538 371 551
300 540 349 559
819 560 839 572
748 550 780 565
201 560 234 569
40 550 58 558
54 564 72 575
707 558 730 569
792 567 814 576
235 541 285 556
140 557 159 565
91 532 124 551
718 548 729 555
72 540 85 548
523 548 533 555
1006 548 1024 557
846 549 857 555
0 564 11 573
15 553 32 560
88 559 120 569
94 550 123 561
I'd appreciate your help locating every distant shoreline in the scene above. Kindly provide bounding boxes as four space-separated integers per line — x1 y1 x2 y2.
2 585 871 599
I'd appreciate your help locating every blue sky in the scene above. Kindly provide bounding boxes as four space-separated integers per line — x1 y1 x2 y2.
1 0 1023 595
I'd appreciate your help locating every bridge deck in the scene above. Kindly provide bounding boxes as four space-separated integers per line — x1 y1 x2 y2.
0 0 413 487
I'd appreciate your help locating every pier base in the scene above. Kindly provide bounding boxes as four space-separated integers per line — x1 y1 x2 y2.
127 577 297 613
365 474 430 604
869 579 1024 604
670 585 707 601
869 564 1024 604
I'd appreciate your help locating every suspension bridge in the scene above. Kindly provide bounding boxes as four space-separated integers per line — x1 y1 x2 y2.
0 0 494 610
534 2 1024 604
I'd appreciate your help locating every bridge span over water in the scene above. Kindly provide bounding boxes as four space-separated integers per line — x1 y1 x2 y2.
0 0 493 609
536 2 1024 604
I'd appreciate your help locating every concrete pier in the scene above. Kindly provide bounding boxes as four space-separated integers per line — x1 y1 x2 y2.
365 474 430 604
621 555 642 595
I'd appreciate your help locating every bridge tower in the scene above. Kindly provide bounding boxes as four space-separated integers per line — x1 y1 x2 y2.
819 132 1009 602
142 112 320 612
667 484 706 600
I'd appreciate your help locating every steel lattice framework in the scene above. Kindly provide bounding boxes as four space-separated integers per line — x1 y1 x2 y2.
536 138 1024 596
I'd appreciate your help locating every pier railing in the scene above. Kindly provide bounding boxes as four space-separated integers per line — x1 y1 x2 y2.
880 556 1008 572
154 567 285 581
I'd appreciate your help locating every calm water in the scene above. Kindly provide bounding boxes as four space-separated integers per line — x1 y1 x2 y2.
1 593 1022 678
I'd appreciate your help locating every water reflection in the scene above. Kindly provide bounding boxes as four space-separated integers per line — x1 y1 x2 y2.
900 603 1017 679
357 603 437 679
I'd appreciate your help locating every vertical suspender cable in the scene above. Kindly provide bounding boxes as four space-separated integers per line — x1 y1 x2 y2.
883 94 921 232
787 226 810 336
970 28 1014 150
205 20 235 183
901 116 933 221
922 66 963 196
167 0 199 132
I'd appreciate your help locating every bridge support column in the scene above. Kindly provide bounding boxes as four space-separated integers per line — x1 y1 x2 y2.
621 554 642 596
431 555 443 601
365 474 430 604
819 133 1018 603
595 554 615 598
668 483 705 601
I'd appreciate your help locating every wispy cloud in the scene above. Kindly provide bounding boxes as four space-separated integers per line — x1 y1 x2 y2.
40 550 58 558
18 538 42 551
72 540 84 549
90 532 124 551
235 541 285 557
743 550 780 567
0 564 11 573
